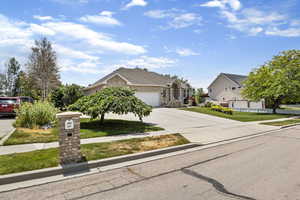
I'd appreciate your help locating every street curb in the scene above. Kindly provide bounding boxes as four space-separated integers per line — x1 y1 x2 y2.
280 123 300 129
0 143 200 186
0 128 15 146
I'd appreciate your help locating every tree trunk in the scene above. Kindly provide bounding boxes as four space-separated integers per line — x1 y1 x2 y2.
272 107 277 114
100 113 105 124
272 98 281 114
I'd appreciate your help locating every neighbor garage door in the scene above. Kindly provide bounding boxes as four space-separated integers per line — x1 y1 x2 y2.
135 92 160 107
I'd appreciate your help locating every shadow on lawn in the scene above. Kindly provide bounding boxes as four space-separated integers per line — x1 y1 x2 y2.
80 119 161 135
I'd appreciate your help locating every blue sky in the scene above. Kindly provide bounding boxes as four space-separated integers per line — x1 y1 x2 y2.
0 0 300 89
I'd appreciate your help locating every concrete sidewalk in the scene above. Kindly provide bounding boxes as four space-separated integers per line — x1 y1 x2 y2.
0 130 169 155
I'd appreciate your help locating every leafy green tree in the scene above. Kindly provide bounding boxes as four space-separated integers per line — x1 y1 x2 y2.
0 73 5 96
27 37 60 100
50 84 84 110
50 86 64 109
195 88 205 104
4 57 21 96
69 87 152 123
17 71 40 99
242 50 300 113
62 84 84 107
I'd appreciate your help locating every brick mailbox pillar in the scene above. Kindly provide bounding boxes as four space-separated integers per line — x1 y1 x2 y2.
56 112 82 165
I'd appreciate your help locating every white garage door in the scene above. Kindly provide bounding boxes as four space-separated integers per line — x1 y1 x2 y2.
135 92 160 107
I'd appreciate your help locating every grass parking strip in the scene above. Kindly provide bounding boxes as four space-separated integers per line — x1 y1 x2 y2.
261 119 300 126
181 107 294 122
0 134 189 175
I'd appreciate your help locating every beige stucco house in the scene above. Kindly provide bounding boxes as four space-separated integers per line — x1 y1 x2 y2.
84 67 193 107
208 73 265 109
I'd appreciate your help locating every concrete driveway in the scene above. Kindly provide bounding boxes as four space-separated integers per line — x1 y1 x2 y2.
106 108 278 144
0 117 15 139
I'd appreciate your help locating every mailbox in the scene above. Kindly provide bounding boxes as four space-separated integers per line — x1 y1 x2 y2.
56 112 82 165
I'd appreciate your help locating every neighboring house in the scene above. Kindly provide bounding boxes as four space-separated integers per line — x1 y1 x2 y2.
84 67 193 107
208 73 265 109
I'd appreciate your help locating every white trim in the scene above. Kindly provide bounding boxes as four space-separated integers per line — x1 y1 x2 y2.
103 73 132 85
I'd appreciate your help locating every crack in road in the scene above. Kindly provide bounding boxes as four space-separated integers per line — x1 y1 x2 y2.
67 143 264 200
181 168 257 200
127 168 146 179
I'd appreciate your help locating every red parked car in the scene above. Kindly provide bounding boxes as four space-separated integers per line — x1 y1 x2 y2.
0 96 33 117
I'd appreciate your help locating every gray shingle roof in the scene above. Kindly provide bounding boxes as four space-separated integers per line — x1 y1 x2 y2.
91 67 174 87
221 73 247 87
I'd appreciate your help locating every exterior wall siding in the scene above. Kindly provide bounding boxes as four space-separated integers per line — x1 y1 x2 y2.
106 75 127 87
208 75 243 102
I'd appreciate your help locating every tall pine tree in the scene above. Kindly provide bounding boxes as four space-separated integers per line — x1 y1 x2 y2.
4 57 21 96
27 37 60 100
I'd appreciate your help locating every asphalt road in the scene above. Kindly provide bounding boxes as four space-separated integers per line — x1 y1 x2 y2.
0 117 14 139
1 126 300 200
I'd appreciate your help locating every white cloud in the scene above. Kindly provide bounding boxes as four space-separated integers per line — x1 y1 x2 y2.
79 11 122 26
123 0 148 10
241 8 286 25
29 24 56 35
54 44 99 60
219 8 287 35
200 0 242 11
0 15 32 40
60 59 103 74
33 15 54 21
170 13 202 29
41 21 146 54
0 13 147 76
176 48 199 56
123 56 176 69
200 0 300 37
290 20 300 26
144 10 173 19
248 27 263 35
265 27 300 37
200 0 226 9
145 9 202 29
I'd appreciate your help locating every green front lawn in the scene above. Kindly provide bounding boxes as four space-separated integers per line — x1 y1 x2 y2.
0 134 189 175
261 119 300 126
181 107 294 122
280 106 300 111
4 119 164 145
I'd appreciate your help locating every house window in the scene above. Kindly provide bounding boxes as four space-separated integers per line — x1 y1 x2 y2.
209 88 212 93
225 88 227 91
232 87 236 90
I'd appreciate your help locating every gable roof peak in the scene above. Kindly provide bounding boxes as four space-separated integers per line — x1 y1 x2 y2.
220 72 248 87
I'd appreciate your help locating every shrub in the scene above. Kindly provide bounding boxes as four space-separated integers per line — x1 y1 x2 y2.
50 84 84 110
204 102 214 108
15 101 58 129
222 107 233 115
211 105 233 115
